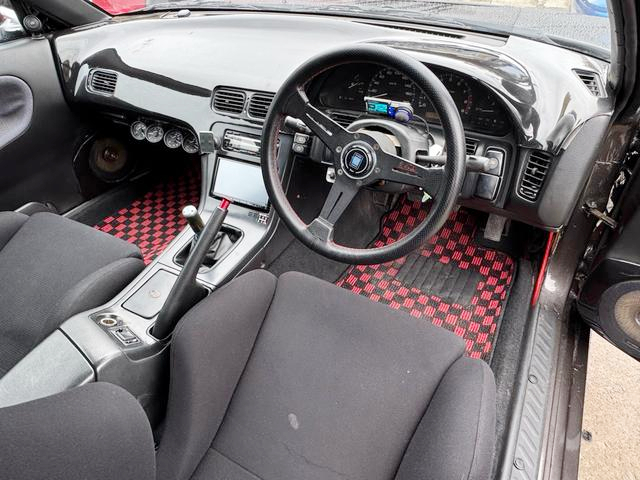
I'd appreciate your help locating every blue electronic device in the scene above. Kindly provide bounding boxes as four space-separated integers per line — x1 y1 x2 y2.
364 97 414 123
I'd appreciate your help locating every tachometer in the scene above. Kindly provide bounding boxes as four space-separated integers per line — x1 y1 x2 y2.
367 68 417 104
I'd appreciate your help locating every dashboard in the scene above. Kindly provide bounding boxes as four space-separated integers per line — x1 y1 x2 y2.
315 64 510 135
53 11 613 229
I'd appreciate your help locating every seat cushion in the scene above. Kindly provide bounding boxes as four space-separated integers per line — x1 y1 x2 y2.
0 212 144 375
157 270 496 480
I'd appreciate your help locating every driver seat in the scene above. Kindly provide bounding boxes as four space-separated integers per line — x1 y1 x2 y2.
0 270 496 480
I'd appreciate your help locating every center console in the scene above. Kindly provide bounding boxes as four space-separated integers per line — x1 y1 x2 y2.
0 123 286 420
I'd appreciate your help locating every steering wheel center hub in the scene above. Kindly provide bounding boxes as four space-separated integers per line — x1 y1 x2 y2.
341 142 376 180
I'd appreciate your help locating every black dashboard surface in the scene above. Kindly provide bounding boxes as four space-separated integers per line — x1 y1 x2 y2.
53 11 613 228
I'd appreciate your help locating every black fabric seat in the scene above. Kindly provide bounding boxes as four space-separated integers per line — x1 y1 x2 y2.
0 211 144 376
0 270 496 480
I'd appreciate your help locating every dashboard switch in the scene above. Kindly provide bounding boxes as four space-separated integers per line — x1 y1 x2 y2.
294 133 310 145
484 147 505 176
475 174 500 201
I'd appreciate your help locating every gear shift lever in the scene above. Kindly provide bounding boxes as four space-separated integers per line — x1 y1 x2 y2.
152 199 231 339
182 205 205 239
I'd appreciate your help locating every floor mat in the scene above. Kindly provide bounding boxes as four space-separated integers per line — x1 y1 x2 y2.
94 166 201 265
336 197 515 361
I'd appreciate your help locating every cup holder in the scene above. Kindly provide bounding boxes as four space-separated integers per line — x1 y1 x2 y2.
95 313 121 328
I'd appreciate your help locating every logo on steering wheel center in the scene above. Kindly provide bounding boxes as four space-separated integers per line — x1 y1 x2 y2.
342 145 374 179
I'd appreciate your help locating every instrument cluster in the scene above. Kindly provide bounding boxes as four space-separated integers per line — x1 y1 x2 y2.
129 120 200 154
316 64 511 135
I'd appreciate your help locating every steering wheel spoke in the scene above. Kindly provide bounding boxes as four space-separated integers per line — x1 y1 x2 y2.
375 150 443 195
306 176 359 242
289 87 350 152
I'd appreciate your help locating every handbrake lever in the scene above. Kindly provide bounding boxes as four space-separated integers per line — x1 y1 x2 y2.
152 199 231 340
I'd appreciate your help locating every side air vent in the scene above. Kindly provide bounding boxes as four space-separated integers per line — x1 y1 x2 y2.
213 87 246 115
87 69 118 95
247 92 275 119
574 69 604 97
466 138 479 155
330 111 360 127
519 150 553 202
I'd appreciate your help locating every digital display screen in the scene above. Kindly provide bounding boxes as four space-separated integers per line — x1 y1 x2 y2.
212 157 269 210
366 99 390 115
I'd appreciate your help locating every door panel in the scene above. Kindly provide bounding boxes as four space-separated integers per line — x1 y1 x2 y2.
578 168 640 360
0 37 88 211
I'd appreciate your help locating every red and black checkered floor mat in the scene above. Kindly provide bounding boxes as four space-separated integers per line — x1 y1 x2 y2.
336 197 515 361
94 167 201 265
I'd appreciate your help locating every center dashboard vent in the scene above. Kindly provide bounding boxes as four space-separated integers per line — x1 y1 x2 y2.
213 87 246 115
573 69 604 97
247 92 275 119
518 150 553 202
87 69 118 95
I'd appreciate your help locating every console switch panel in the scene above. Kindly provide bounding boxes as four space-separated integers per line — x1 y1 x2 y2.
110 326 140 346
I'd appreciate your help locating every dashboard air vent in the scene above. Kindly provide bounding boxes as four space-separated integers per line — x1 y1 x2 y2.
330 111 360 127
88 69 118 95
519 151 553 202
213 88 246 115
247 92 275 119
466 138 478 155
573 69 603 97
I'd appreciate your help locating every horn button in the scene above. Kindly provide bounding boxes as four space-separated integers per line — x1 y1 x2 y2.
340 142 376 180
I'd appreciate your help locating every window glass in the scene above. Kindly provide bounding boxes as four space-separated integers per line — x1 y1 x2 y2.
87 0 611 53
0 0 25 43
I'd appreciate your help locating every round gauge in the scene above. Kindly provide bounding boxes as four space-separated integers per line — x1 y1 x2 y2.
182 133 199 154
367 68 417 104
130 121 147 141
337 73 366 105
164 129 184 149
438 72 474 118
145 125 164 143
470 93 508 134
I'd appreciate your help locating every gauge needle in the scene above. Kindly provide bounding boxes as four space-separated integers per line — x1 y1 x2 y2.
348 81 364 89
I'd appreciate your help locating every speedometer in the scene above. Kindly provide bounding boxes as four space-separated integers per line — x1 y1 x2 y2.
367 68 416 104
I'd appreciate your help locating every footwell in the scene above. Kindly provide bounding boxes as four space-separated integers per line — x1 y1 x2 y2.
336 197 515 361
94 166 201 265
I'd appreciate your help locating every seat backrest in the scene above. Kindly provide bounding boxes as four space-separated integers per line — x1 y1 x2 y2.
157 270 495 480
0 212 143 375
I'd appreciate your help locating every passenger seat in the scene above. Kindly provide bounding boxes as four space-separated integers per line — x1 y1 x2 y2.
0 211 144 377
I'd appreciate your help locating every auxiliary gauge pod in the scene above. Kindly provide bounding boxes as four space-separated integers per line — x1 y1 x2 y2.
152 199 231 340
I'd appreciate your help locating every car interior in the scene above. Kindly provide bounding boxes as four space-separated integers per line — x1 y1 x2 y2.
1 0 640 479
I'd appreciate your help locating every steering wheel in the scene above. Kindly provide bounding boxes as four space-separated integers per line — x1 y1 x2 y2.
261 44 466 265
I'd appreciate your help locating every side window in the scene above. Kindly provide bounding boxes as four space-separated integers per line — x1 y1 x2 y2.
0 0 25 44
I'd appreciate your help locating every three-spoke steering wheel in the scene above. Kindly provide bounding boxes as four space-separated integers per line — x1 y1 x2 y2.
261 44 466 265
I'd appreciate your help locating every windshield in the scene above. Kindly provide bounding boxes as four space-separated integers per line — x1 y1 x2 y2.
90 0 612 55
